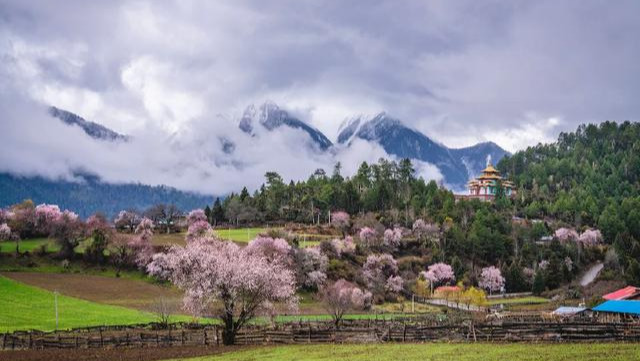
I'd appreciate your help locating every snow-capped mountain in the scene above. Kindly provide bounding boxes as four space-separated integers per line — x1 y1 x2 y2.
239 102 333 151
49 106 128 142
337 112 509 189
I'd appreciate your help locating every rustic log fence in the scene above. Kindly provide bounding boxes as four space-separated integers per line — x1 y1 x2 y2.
2 317 640 351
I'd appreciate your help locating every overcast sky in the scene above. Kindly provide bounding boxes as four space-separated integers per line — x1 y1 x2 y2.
1 1 639 194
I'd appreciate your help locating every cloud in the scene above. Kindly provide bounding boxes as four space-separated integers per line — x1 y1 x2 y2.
1 0 639 193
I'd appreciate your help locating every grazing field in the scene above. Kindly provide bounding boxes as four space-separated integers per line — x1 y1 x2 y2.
0 276 181 332
164 343 640 361
1 272 182 310
0 238 58 253
152 232 188 246
213 227 266 242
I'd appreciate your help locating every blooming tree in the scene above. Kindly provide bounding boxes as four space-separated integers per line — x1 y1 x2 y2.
85 213 113 263
412 219 439 244
131 217 154 268
186 220 212 242
147 238 297 345
383 227 403 249
0 223 12 241
294 247 328 289
245 236 292 265
187 209 208 226
49 210 85 259
422 263 455 292
554 227 579 242
385 275 404 293
34 204 62 234
114 210 140 232
321 279 371 326
538 260 549 270
359 227 378 247
478 266 505 295
330 236 356 257
578 229 603 247
331 211 350 236
362 253 401 299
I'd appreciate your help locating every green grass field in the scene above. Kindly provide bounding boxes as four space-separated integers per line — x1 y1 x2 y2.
214 227 266 242
166 343 640 361
0 238 59 253
487 296 549 306
0 275 193 332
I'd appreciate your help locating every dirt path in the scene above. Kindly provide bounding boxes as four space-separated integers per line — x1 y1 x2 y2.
579 262 604 287
0 345 250 361
1 272 182 310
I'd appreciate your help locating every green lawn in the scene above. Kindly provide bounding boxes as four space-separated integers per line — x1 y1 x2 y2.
166 343 640 361
487 296 549 306
214 228 266 242
0 238 59 253
0 275 192 332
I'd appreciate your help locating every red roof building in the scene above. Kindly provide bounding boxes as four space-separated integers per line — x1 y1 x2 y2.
603 286 640 301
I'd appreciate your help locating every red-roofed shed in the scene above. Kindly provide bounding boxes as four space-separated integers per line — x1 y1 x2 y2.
603 286 640 300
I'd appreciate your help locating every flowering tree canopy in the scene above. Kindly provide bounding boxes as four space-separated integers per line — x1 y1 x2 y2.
383 228 403 248
147 237 297 345
321 279 371 326
85 213 113 263
294 246 328 289
578 229 602 247
49 210 84 259
412 219 439 244
330 236 356 257
245 236 292 265
0 223 12 241
131 217 155 268
114 210 140 231
331 211 350 236
186 220 212 242
359 227 377 247
34 204 62 233
422 263 455 287
362 253 400 299
478 266 505 294
554 227 579 242
187 209 208 226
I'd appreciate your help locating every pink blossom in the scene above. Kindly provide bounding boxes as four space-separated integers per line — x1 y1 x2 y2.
578 229 602 247
330 236 356 257
422 262 455 287
362 253 399 297
478 266 505 293
114 210 140 231
538 260 549 270
246 236 292 265
412 219 439 243
331 211 350 235
359 227 377 247
186 220 212 242
0 223 12 241
554 227 579 242
131 217 154 268
383 227 403 248
34 204 62 233
321 279 371 325
295 247 328 289
146 237 297 345
385 275 404 293
187 209 208 226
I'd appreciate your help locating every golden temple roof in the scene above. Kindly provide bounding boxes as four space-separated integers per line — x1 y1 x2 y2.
481 164 500 174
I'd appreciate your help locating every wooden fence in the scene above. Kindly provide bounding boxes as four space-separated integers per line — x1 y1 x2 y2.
2 318 640 351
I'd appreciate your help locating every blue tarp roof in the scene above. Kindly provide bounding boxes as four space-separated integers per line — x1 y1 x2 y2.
592 300 640 315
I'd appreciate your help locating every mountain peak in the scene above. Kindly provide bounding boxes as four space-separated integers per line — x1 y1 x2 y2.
239 102 333 151
48 106 128 142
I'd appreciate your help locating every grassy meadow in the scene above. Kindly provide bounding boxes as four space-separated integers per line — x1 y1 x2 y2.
165 343 640 361
0 275 191 332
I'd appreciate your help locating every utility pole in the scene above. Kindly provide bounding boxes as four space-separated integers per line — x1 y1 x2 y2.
54 290 59 331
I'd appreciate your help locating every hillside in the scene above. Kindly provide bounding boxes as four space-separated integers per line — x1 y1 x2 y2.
0 173 213 218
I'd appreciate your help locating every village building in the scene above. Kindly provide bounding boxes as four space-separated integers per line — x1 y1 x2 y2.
456 164 516 201
602 286 640 301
